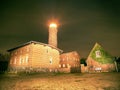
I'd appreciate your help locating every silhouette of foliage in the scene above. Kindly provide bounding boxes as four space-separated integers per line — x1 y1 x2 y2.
0 53 10 73
80 58 87 66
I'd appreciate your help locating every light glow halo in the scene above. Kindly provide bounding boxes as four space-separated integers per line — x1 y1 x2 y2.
49 23 57 28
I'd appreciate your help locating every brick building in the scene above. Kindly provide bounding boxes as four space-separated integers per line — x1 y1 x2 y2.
7 23 63 73
8 41 62 73
87 43 116 72
59 51 81 73
7 23 82 73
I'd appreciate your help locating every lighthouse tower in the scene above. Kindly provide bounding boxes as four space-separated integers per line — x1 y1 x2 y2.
48 23 58 47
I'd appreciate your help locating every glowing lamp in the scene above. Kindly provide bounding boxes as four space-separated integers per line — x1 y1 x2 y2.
49 23 57 28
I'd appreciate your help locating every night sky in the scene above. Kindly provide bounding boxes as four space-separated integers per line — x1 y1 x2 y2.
0 0 120 57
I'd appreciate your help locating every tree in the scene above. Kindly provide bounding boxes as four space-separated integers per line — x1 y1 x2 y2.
80 58 87 66
0 53 10 73
0 53 10 61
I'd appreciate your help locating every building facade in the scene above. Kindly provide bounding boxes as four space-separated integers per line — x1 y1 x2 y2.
86 43 116 72
8 41 62 73
59 51 81 73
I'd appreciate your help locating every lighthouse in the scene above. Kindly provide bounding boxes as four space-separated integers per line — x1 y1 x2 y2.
48 23 58 47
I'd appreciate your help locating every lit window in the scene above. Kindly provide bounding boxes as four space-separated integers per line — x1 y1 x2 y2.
26 55 28 63
95 50 101 58
49 69 52 72
59 64 61 68
67 64 69 66
63 64 65 67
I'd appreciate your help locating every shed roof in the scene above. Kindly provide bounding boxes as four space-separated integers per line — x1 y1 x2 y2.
7 41 63 53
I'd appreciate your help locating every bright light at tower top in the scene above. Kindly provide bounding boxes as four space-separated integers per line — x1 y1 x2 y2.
49 23 57 28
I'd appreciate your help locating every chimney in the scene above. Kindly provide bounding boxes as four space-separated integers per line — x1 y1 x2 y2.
48 23 58 47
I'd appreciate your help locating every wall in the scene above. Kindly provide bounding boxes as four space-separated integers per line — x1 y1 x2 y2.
59 51 81 73
8 43 60 73
31 43 60 72
87 57 116 72
8 44 32 72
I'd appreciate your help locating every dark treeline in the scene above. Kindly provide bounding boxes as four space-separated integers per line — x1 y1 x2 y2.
0 53 10 73
80 58 87 66
115 57 120 72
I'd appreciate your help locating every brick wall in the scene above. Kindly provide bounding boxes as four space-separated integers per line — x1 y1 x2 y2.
8 43 60 73
87 57 116 72
59 51 81 73
31 43 60 71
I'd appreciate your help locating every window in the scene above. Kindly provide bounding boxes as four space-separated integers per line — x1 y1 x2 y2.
26 55 28 63
67 64 70 68
14 57 17 64
95 50 101 58
63 64 65 67
50 57 52 64
59 64 61 68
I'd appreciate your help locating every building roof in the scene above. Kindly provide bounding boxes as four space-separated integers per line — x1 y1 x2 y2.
61 51 79 55
87 42 114 64
60 51 80 58
7 41 63 53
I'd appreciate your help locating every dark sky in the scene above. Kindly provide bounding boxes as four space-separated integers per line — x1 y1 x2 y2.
0 0 120 57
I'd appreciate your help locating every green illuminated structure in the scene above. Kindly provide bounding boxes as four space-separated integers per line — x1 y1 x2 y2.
87 43 116 72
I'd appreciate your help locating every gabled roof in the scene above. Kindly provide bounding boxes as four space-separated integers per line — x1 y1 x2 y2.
87 42 114 64
7 41 63 53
